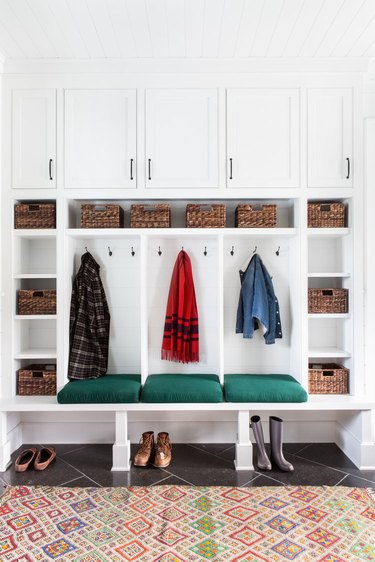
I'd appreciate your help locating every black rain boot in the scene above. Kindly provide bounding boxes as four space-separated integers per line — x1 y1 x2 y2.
269 416 294 472
250 415 272 470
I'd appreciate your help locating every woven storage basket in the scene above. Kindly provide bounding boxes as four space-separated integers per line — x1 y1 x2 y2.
186 204 226 228
130 204 170 228
308 202 345 228
308 288 348 314
235 204 276 228
81 204 124 228
17 364 57 396
15 203 56 229
308 363 349 394
17 290 56 315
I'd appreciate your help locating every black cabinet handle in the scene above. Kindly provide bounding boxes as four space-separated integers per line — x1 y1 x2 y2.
49 158 53 181
148 158 151 180
229 158 233 180
130 158 134 180
346 157 350 179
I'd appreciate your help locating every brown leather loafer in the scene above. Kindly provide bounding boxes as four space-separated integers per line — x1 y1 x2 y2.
34 446 56 471
15 447 38 472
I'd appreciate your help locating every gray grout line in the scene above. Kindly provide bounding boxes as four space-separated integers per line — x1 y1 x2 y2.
335 474 349 486
290 443 313 455
253 472 287 486
161 469 195 486
240 473 262 487
58 475 93 487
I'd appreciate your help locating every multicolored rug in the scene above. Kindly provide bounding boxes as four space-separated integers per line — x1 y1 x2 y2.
0 485 374 561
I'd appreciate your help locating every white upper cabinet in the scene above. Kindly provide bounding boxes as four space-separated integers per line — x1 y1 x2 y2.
227 89 300 188
12 90 56 189
145 89 218 188
308 88 353 188
64 90 136 189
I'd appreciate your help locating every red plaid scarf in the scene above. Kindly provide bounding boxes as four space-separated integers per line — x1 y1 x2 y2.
161 250 199 363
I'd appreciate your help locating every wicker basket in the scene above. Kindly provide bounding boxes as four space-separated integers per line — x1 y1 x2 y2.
17 290 56 315
130 204 171 228
186 204 226 228
15 203 56 229
81 204 124 228
308 363 349 394
235 204 276 228
308 202 345 228
308 288 348 314
17 364 57 396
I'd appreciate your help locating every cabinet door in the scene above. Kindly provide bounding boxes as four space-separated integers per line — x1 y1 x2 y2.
145 89 218 188
308 88 353 188
12 90 56 189
64 90 136 189
227 89 300 188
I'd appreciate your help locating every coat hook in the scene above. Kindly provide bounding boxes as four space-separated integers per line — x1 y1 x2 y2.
181 246 184 251
276 246 280 256
131 246 135 257
108 246 112 257
230 246 234 256
158 246 162 256
85 246 88 253
204 246 207 256
253 245 257 254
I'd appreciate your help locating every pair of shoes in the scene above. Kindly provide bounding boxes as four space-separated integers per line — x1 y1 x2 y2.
15 446 56 472
133 431 172 468
250 416 294 472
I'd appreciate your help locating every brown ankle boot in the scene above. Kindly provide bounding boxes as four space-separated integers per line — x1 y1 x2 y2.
153 432 172 468
134 431 154 467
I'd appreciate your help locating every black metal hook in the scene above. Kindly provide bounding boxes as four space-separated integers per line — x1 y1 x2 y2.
158 246 162 256
204 246 207 256
85 246 88 253
276 246 280 256
108 246 112 257
253 246 257 254
230 246 234 256
131 247 135 257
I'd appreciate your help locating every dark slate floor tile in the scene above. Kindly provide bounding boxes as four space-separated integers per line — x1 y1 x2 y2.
60 476 103 487
294 443 357 469
245 473 286 486
44 444 92 457
161 444 257 486
0 444 83 487
258 455 347 486
336 473 375 490
151 474 196 486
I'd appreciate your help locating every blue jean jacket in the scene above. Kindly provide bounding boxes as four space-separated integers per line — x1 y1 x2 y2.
236 253 282 344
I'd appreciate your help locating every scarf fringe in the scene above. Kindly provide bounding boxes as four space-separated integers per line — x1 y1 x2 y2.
161 349 199 364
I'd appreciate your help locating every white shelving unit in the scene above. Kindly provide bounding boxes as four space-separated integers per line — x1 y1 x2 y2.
1 75 373 471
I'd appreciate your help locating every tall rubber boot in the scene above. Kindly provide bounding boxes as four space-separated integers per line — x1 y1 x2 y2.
269 416 294 472
250 415 272 470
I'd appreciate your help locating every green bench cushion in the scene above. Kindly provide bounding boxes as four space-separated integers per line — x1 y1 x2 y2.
224 374 308 403
57 374 141 404
141 374 224 403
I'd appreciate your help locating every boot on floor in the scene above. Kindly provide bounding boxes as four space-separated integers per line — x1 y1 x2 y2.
134 431 154 467
269 416 294 472
250 415 272 471
153 432 172 468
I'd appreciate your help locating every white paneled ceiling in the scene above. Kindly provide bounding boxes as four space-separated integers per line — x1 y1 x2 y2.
0 0 375 61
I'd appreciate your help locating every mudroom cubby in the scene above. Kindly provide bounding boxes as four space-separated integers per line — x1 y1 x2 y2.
64 233 142 381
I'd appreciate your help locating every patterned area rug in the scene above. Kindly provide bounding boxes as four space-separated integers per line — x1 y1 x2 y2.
0 485 374 561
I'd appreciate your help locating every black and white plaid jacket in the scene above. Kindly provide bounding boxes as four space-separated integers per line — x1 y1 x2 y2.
68 252 110 379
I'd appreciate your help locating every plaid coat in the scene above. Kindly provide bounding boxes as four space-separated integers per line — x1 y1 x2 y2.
68 252 110 379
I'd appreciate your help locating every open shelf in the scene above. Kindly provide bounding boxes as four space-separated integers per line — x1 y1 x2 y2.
14 348 57 359
308 347 351 358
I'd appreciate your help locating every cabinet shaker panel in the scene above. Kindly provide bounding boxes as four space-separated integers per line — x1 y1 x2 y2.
12 89 56 189
145 89 218 188
307 88 353 188
64 90 136 189
227 89 300 188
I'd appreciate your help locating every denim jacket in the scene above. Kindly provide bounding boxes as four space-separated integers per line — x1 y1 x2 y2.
236 253 282 344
